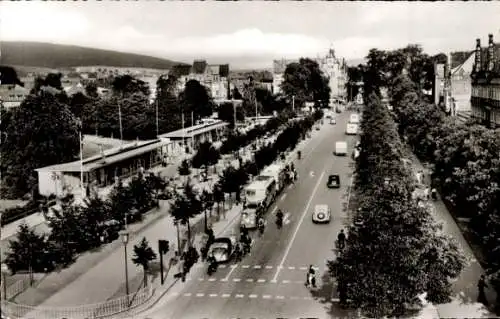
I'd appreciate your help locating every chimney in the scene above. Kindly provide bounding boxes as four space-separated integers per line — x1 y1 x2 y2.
487 34 495 71
475 38 482 72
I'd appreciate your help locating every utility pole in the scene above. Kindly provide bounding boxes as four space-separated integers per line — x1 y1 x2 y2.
118 94 124 145
232 100 237 131
155 99 159 137
79 124 85 199
292 95 295 112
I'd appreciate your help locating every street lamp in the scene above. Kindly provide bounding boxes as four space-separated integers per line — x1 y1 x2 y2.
119 230 130 306
174 220 181 256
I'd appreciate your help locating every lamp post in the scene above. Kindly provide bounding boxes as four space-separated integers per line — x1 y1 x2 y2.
119 230 130 306
174 220 181 256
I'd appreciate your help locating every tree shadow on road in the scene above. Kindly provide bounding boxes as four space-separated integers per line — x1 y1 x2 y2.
308 270 356 318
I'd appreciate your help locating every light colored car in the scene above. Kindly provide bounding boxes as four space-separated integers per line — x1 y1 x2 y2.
330 118 336 125
312 204 331 223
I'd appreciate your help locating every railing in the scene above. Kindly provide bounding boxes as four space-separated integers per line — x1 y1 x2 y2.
1 284 154 319
2 276 33 300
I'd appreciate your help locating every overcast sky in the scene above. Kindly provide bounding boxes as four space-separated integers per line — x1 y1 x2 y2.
1 2 500 69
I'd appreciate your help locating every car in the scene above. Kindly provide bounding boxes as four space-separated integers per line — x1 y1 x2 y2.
330 118 336 125
208 237 238 263
315 125 320 130
312 204 331 223
327 175 340 188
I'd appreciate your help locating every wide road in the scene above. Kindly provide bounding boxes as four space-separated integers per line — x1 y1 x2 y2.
144 111 359 319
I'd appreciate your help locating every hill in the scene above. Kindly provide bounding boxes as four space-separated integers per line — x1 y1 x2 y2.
0 41 184 70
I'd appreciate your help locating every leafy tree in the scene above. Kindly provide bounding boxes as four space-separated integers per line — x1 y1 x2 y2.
108 180 134 225
217 102 244 128
170 183 201 245
178 159 192 182
231 87 243 100
44 73 63 90
112 74 150 97
0 66 24 86
85 82 99 98
179 79 213 120
0 91 80 197
68 92 90 119
200 189 214 230
191 142 220 175
5 223 48 274
128 176 154 215
79 195 112 248
132 237 157 287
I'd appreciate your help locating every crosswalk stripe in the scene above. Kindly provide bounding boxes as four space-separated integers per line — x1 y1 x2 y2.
220 278 228 282
222 294 231 298
208 278 216 282
254 265 262 269
233 278 241 282
235 294 245 298
276 295 285 299
257 279 266 283
184 293 192 297
282 280 290 284
196 293 204 297
262 294 272 299
246 278 254 282
197 278 204 281
249 294 258 298
265 265 273 269
288 266 295 270
209 294 218 297
242 265 250 269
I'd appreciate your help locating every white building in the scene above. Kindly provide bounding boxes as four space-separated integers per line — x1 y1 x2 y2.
316 48 348 102
175 61 230 100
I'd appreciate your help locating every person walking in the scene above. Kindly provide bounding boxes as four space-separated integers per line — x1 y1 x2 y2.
478 274 489 306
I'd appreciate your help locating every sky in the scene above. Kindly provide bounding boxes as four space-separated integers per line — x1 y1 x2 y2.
1 2 500 69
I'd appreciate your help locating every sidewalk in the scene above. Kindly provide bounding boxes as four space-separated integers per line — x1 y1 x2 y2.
406 149 497 318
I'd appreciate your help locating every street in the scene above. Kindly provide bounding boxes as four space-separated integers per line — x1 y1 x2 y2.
142 112 358 318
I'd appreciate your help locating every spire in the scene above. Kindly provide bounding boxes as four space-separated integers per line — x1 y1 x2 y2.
474 38 482 73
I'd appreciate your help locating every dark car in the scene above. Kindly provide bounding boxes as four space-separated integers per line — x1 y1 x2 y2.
327 175 340 188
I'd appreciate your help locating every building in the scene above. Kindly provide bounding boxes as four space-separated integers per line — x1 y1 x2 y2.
175 61 230 100
64 82 86 96
35 139 171 198
433 51 474 117
158 119 228 153
315 48 348 102
470 34 500 128
0 84 30 109
272 59 298 94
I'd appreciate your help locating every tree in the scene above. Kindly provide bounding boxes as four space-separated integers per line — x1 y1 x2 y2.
217 102 244 128
85 82 99 98
191 142 220 175
0 66 24 86
0 91 80 197
111 74 150 97
179 79 213 121
108 180 134 225
128 176 154 216
5 222 48 274
132 237 157 287
170 183 201 245
200 189 214 231
68 92 90 119
178 159 192 182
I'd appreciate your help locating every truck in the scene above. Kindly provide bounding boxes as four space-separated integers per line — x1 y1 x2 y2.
335 141 348 156
259 163 287 193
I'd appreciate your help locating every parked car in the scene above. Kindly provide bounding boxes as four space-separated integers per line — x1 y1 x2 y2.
327 175 340 188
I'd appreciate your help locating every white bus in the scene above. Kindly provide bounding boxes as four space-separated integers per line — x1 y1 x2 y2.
244 178 277 209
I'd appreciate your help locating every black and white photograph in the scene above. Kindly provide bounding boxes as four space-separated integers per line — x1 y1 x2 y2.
0 1 500 318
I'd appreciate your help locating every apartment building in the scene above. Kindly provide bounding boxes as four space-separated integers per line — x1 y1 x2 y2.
174 60 230 101
470 34 500 128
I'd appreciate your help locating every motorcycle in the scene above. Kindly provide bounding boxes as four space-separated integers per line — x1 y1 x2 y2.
305 273 317 288
207 259 218 275
276 216 283 229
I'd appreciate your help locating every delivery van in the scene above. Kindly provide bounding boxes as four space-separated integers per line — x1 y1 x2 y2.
349 114 360 124
346 123 358 135
335 141 348 156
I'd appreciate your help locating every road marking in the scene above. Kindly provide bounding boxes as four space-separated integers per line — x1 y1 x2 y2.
276 295 285 299
270 280 277 283
262 294 272 299
331 298 340 302
196 293 205 297
271 206 277 215
219 264 227 269
280 193 287 201
223 264 238 281
222 294 231 298
242 265 250 269
221 278 228 282
233 278 241 282
282 280 291 284
246 278 254 282
249 294 258 298
294 280 303 284
209 293 218 297
288 266 295 270
208 278 216 282
254 265 262 269
197 278 204 281
265 265 273 269
299 266 307 270
310 171 315 177
303 296 313 300
171 292 180 296
272 171 326 282
184 293 192 297
257 279 266 283
235 294 245 298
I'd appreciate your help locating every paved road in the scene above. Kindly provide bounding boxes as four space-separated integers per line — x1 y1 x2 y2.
143 112 359 318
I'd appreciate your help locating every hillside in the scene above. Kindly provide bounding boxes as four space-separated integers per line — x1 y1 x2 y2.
0 41 184 70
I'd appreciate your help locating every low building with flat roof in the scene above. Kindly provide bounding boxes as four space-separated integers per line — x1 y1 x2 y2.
35 139 172 198
158 119 228 152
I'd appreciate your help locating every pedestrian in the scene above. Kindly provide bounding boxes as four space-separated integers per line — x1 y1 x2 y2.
478 274 489 306
338 281 347 307
176 255 185 281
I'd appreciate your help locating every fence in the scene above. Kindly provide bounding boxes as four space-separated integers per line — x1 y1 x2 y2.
1 284 154 319
2 276 34 300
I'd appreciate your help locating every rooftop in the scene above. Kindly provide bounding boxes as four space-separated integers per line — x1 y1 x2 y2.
159 120 228 139
36 139 168 173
